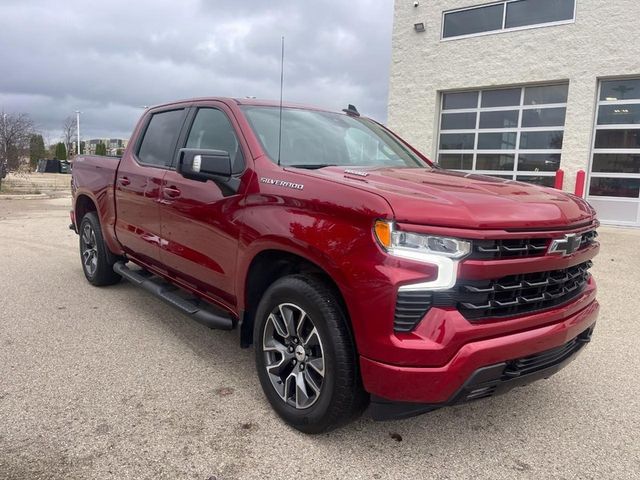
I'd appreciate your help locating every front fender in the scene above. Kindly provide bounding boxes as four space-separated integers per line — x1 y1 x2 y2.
235 183 394 353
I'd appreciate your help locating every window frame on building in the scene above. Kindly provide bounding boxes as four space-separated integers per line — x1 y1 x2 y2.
435 83 569 187
587 78 640 226
441 0 577 41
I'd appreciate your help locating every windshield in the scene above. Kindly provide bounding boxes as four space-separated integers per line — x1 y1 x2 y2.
242 106 428 169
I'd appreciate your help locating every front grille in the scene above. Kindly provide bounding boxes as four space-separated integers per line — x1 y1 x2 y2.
442 261 593 321
502 326 593 379
394 261 593 332
580 230 598 248
471 237 548 259
470 230 598 260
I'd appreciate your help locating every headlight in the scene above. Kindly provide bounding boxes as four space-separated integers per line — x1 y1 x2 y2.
373 220 471 290
374 220 471 259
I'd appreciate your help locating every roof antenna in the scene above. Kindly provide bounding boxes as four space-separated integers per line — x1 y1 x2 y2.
343 104 360 117
277 36 285 166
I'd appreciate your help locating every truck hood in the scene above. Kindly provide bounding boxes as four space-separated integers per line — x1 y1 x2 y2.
298 167 595 230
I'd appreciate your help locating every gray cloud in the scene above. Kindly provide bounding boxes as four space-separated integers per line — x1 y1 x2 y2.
0 0 393 142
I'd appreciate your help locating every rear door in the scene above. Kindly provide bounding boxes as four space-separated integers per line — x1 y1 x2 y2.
158 103 249 305
114 107 187 268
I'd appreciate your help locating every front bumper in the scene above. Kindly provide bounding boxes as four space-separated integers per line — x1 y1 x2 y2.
360 298 598 417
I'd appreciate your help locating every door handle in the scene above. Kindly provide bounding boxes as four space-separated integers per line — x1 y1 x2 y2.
117 176 131 187
163 186 181 198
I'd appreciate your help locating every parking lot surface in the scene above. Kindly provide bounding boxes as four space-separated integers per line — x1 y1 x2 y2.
0 197 639 479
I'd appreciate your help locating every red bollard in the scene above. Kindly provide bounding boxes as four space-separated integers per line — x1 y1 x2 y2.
554 169 564 190
575 170 586 197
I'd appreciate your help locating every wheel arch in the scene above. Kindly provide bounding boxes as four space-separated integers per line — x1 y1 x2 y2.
240 248 352 349
74 193 98 225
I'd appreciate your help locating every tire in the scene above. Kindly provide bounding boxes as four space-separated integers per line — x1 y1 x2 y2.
79 212 122 286
254 274 367 433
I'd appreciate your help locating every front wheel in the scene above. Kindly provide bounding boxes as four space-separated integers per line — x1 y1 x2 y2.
254 274 366 433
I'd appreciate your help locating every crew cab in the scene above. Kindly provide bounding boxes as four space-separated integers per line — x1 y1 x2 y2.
71 97 599 433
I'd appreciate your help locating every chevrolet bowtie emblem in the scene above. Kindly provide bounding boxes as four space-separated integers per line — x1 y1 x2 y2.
548 233 582 256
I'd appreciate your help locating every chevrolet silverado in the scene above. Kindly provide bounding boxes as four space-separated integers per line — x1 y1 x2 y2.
70 98 599 433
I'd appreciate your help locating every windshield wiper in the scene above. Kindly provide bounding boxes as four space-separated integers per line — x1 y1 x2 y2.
288 164 336 170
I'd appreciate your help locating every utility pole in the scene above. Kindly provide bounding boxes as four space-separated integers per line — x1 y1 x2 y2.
1 113 6 188
75 110 81 156
2 113 6 163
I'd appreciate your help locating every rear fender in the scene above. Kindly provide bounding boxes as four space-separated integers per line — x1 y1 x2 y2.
73 187 123 256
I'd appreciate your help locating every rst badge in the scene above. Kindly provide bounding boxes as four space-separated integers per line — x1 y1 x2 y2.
548 233 582 256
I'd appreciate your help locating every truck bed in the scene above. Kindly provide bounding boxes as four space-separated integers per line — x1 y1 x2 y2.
73 155 120 184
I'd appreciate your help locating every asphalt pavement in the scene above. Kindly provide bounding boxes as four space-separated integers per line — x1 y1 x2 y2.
0 196 638 479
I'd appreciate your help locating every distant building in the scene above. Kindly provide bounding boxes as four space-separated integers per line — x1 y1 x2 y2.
389 0 640 227
87 139 102 155
73 138 129 156
106 138 128 156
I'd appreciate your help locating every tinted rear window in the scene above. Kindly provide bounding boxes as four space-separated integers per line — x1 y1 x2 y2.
137 109 185 167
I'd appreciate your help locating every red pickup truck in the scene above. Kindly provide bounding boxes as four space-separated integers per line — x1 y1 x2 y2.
71 97 599 433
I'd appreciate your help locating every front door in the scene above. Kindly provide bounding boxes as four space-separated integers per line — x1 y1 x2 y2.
159 104 249 306
114 107 186 268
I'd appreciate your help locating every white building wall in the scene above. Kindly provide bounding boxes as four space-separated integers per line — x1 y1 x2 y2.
388 0 640 192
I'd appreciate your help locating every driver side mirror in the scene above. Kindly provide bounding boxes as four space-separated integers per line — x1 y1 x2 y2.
177 148 232 182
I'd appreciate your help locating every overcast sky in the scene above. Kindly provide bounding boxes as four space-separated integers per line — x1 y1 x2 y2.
0 0 394 143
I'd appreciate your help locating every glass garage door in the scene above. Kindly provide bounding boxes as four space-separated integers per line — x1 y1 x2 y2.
588 79 640 226
437 83 568 187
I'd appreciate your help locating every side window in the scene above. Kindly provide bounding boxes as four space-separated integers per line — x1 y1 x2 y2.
186 108 245 174
137 109 185 167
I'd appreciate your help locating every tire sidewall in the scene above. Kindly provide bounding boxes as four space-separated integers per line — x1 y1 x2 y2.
254 277 346 430
80 214 99 282
79 212 120 286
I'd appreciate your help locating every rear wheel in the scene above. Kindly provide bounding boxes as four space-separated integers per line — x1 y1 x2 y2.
254 274 366 433
79 212 122 286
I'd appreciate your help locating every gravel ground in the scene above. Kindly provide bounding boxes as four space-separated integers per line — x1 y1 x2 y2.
0 197 638 480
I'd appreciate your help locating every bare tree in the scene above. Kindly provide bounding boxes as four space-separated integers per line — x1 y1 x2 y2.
0 111 34 189
62 116 77 157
